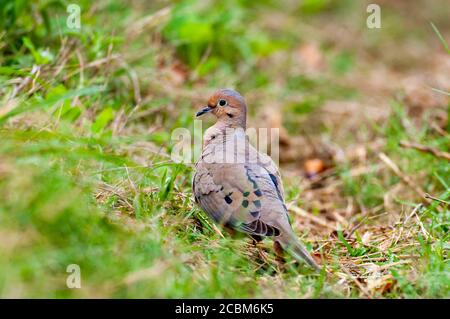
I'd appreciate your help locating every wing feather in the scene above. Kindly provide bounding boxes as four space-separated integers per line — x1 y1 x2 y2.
194 161 289 237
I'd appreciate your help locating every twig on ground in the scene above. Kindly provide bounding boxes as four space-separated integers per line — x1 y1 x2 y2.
347 215 369 238
399 140 450 161
287 204 335 231
414 211 430 240
424 193 449 205
97 182 134 211
392 203 422 246
65 54 121 79
430 122 449 137
404 203 423 224
340 266 372 298
377 260 412 270
211 223 225 238
125 6 172 39
431 87 450 96
378 152 427 199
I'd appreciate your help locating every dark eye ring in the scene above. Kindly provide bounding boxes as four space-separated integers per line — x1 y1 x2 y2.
218 99 227 107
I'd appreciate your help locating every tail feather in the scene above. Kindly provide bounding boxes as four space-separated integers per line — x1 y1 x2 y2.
278 234 321 272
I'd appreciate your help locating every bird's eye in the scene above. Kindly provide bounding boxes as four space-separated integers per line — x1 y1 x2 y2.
218 99 227 107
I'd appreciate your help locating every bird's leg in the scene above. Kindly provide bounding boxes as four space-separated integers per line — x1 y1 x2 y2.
273 240 286 272
249 235 269 263
251 234 263 246
222 225 237 237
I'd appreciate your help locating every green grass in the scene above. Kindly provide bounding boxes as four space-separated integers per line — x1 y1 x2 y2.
0 0 448 298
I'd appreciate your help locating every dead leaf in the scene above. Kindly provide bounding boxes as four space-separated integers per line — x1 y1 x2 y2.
304 158 326 178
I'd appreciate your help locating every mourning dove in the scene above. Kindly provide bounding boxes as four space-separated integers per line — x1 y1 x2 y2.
193 89 320 271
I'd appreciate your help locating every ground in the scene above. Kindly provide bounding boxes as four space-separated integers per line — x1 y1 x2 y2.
0 0 449 298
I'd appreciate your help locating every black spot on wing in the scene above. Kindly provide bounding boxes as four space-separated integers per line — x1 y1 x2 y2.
224 196 233 204
254 189 262 197
269 173 278 186
250 211 259 217
268 172 284 204
245 166 259 190
242 200 249 208
264 169 290 221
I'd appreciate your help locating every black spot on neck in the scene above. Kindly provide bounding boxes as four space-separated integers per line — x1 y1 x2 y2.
226 113 234 118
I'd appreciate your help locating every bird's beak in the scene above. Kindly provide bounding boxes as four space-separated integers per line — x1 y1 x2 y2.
196 106 212 117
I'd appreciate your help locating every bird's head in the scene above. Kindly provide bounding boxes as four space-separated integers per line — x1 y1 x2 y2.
196 89 247 128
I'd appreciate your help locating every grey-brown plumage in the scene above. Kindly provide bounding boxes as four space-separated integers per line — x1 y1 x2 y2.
193 89 320 271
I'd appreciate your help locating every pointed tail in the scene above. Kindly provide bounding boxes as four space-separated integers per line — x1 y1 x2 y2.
277 233 321 272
